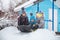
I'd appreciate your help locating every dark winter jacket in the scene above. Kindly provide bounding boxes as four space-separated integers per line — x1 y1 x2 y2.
18 15 29 25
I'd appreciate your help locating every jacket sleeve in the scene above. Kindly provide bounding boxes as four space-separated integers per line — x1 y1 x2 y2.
18 16 20 26
26 17 29 25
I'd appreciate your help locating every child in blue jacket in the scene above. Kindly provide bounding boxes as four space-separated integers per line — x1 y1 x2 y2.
30 13 36 29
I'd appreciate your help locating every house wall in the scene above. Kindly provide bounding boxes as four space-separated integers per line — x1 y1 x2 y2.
25 0 52 29
19 0 60 32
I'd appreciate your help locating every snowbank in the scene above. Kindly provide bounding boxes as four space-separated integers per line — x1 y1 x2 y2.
0 27 56 40
0 19 18 27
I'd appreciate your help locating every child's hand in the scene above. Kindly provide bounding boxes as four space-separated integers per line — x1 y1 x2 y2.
33 24 35 27
31 20 34 22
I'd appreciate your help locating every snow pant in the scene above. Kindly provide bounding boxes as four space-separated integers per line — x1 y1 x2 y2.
17 25 31 32
31 24 39 31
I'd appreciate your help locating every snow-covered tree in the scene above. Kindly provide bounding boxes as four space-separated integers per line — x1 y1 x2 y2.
0 0 22 20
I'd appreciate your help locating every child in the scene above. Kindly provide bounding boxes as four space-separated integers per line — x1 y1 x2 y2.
30 13 39 30
36 12 44 28
30 13 36 26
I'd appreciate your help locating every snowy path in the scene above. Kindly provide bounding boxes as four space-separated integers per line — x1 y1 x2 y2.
0 26 56 40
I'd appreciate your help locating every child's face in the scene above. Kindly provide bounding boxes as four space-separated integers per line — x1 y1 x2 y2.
22 13 26 16
36 14 40 18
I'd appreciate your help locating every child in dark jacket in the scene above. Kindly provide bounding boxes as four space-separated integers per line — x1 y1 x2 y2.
20 13 29 25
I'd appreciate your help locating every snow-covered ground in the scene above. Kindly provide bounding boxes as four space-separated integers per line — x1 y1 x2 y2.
0 26 56 40
0 18 18 27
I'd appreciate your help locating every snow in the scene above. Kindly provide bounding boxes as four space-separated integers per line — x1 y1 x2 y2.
0 0 22 11
0 26 56 40
0 19 18 28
